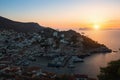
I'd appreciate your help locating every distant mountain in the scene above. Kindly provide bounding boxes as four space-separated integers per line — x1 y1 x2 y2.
0 16 44 32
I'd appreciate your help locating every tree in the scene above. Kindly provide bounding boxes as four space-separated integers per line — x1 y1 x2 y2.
98 60 120 80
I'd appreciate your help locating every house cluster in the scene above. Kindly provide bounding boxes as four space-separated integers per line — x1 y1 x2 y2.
0 29 97 80
0 65 97 80
0 29 83 65
0 64 96 80
0 65 57 80
0 29 84 59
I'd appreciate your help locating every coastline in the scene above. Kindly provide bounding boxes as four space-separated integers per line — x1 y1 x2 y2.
0 16 112 80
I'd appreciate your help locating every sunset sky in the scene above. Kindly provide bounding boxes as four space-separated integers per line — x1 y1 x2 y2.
0 0 120 30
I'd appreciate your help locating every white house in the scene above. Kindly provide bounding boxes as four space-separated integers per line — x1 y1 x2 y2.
53 31 58 37
61 34 65 38
47 38 54 45
60 39 68 44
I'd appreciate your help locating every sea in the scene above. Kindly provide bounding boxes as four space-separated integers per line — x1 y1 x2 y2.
30 30 120 79
75 30 120 79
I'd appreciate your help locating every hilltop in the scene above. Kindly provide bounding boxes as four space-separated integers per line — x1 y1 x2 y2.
0 16 43 32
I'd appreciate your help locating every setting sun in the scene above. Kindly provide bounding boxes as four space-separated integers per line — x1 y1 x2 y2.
93 24 100 30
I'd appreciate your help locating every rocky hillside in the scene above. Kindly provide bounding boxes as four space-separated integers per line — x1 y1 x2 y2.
0 16 43 32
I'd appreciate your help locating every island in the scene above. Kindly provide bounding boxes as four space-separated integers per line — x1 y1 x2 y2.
0 16 112 80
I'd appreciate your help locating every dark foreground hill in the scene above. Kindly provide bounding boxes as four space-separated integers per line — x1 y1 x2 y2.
0 16 43 32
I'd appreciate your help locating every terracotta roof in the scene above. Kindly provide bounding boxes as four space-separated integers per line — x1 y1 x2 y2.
25 66 41 72
44 72 56 78
4 66 20 72
0 65 8 70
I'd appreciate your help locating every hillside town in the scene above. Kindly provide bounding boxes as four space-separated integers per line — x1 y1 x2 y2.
0 28 112 80
0 16 112 80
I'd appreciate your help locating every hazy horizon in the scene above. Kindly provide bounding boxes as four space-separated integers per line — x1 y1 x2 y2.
0 0 120 30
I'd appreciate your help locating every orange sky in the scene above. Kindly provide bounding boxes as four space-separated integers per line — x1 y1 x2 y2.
1 0 120 30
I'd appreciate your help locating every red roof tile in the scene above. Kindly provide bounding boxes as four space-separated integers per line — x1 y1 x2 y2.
26 66 41 72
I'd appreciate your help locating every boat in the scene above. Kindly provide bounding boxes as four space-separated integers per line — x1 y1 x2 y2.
86 53 91 56
72 56 84 63
68 62 75 68
113 51 118 53
81 32 85 35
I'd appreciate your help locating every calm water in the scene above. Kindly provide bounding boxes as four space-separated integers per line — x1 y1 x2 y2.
75 30 120 79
